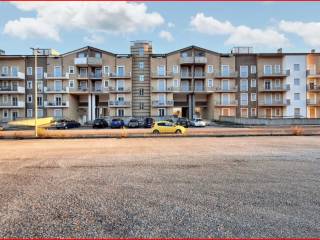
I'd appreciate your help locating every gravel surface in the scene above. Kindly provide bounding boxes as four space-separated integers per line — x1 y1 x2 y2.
0 137 319 237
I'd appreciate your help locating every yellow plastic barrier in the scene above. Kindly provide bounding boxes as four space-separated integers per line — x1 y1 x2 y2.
8 117 54 127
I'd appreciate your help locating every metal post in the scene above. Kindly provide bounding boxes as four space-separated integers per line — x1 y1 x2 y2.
34 49 38 137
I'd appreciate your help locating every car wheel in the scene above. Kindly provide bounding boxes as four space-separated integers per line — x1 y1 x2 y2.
153 130 160 134
175 129 182 134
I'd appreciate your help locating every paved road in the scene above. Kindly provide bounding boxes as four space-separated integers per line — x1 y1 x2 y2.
0 137 319 237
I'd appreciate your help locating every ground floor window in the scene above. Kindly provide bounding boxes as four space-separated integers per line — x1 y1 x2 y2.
240 108 248 118
54 109 62 118
37 109 44 118
294 108 301 118
3 110 8 118
27 109 33 118
158 108 165 117
251 108 257 117
12 111 18 120
221 108 229 116
117 109 124 117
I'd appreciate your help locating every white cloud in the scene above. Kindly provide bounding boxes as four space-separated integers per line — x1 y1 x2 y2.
4 2 165 41
159 30 174 42
83 33 105 45
167 22 175 28
279 20 320 47
190 13 288 48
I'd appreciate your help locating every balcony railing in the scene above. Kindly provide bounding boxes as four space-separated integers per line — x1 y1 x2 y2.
307 99 320 105
0 72 25 80
179 56 207 64
0 86 25 93
45 101 69 108
152 100 174 107
74 57 102 66
44 86 69 93
109 72 131 78
45 73 69 79
259 84 290 92
307 84 320 91
151 72 172 78
89 72 103 79
77 74 89 79
180 56 194 64
194 56 207 64
213 85 238 92
258 99 290 106
214 100 238 106
108 100 131 107
172 86 192 92
306 69 320 77
180 72 193 78
0 101 25 108
151 86 173 92
260 70 290 77
108 86 131 92
214 71 238 78
194 72 206 78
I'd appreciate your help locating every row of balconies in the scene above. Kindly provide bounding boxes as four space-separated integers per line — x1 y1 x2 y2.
0 86 25 93
151 71 238 79
0 72 25 80
0 101 25 108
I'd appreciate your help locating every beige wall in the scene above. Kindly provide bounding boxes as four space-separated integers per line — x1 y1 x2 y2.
257 56 283 75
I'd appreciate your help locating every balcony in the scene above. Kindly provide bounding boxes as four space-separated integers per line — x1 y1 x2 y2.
214 100 238 107
89 72 103 79
69 86 89 93
307 99 320 106
74 57 102 66
307 84 320 91
152 100 174 107
213 85 238 92
77 74 89 79
45 73 69 79
0 86 25 94
180 72 193 78
108 86 131 93
194 56 207 64
306 70 320 78
109 72 131 79
151 86 173 92
258 99 290 107
179 56 207 65
0 72 25 80
151 72 172 78
44 86 69 93
44 101 69 108
259 70 290 78
108 100 131 107
91 86 107 93
180 56 194 64
0 101 25 108
194 72 206 78
172 86 192 92
214 71 238 78
259 84 290 92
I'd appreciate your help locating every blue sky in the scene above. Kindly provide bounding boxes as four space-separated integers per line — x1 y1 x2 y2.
1 2 320 55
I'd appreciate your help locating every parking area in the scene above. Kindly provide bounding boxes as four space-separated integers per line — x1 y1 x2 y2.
0 137 319 237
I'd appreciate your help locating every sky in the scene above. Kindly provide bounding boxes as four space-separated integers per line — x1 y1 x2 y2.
1 2 320 55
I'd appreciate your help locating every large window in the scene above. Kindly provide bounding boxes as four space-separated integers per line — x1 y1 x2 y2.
117 66 125 76
54 66 62 77
240 93 248 106
36 67 43 79
158 65 165 76
240 65 248 78
27 67 33 76
264 65 272 75
240 79 248 91
172 65 179 74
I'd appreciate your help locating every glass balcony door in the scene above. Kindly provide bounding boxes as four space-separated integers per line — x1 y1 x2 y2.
222 80 229 91
54 80 62 91
54 66 62 77
221 65 230 77
158 79 166 91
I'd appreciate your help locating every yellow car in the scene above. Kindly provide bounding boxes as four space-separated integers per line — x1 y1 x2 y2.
152 121 186 134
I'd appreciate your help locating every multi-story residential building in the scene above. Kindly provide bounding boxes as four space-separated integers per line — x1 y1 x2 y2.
0 41 319 124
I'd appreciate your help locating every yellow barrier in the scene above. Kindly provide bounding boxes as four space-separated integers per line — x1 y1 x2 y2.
8 117 54 127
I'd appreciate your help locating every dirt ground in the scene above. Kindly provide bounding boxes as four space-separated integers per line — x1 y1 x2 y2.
0 137 319 237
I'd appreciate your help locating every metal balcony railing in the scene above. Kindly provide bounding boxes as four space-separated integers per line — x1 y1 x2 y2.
152 100 174 107
259 84 290 91
258 99 290 106
108 100 131 107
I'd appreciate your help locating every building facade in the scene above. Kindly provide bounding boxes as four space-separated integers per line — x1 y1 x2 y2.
0 41 318 123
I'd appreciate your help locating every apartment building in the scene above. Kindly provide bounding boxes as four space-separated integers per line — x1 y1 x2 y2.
0 41 319 124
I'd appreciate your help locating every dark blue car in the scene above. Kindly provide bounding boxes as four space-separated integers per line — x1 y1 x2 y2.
110 118 125 129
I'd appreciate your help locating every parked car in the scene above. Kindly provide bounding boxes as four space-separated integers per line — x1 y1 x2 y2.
144 117 154 128
110 118 125 129
92 118 108 128
56 120 81 129
0 125 3 131
191 118 206 127
127 118 139 128
176 117 191 128
152 121 186 134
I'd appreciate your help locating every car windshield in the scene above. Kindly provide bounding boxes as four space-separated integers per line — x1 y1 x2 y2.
196 119 202 122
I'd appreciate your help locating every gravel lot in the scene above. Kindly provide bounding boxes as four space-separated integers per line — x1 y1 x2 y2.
0 137 319 238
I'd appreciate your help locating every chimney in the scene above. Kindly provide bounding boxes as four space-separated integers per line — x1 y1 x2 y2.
277 48 282 53
311 49 316 53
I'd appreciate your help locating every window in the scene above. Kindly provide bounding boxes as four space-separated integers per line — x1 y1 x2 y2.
274 79 281 88
27 94 32 103
117 109 124 117
251 93 256 102
158 65 165 76
139 62 144 69
240 108 248 118
207 65 214 73
221 65 230 77
69 80 74 88
95 52 102 58
240 93 248 105
55 95 62 106
294 64 300 71
251 79 256 88
240 79 248 91
27 81 32 89
139 102 144 110
207 79 213 88
294 78 300 86
103 66 110 76
37 95 43 107
139 75 144 81
54 109 62 118
294 108 301 117
275 93 281 101
264 65 272 75
173 65 179 74
139 48 144 56
54 66 62 77
264 80 271 90
12 111 18 120
240 65 248 78
27 67 33 76
3 110 8 118
27 109 33 118
159 108 165 117
11 66 18 76
275 108 281 117
116 80 125 91
37 109 43 118
79 68 87 77
173 79 179 88
117 66 125 76
69 66 75 74
78 52 86 58
139 88 144 96
274 64 281 74
294 93 300 100
1 66 8 75
251 65 257 74
37 81 43 92
251 108 257 117
36 67 43 79
104 80 108 88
